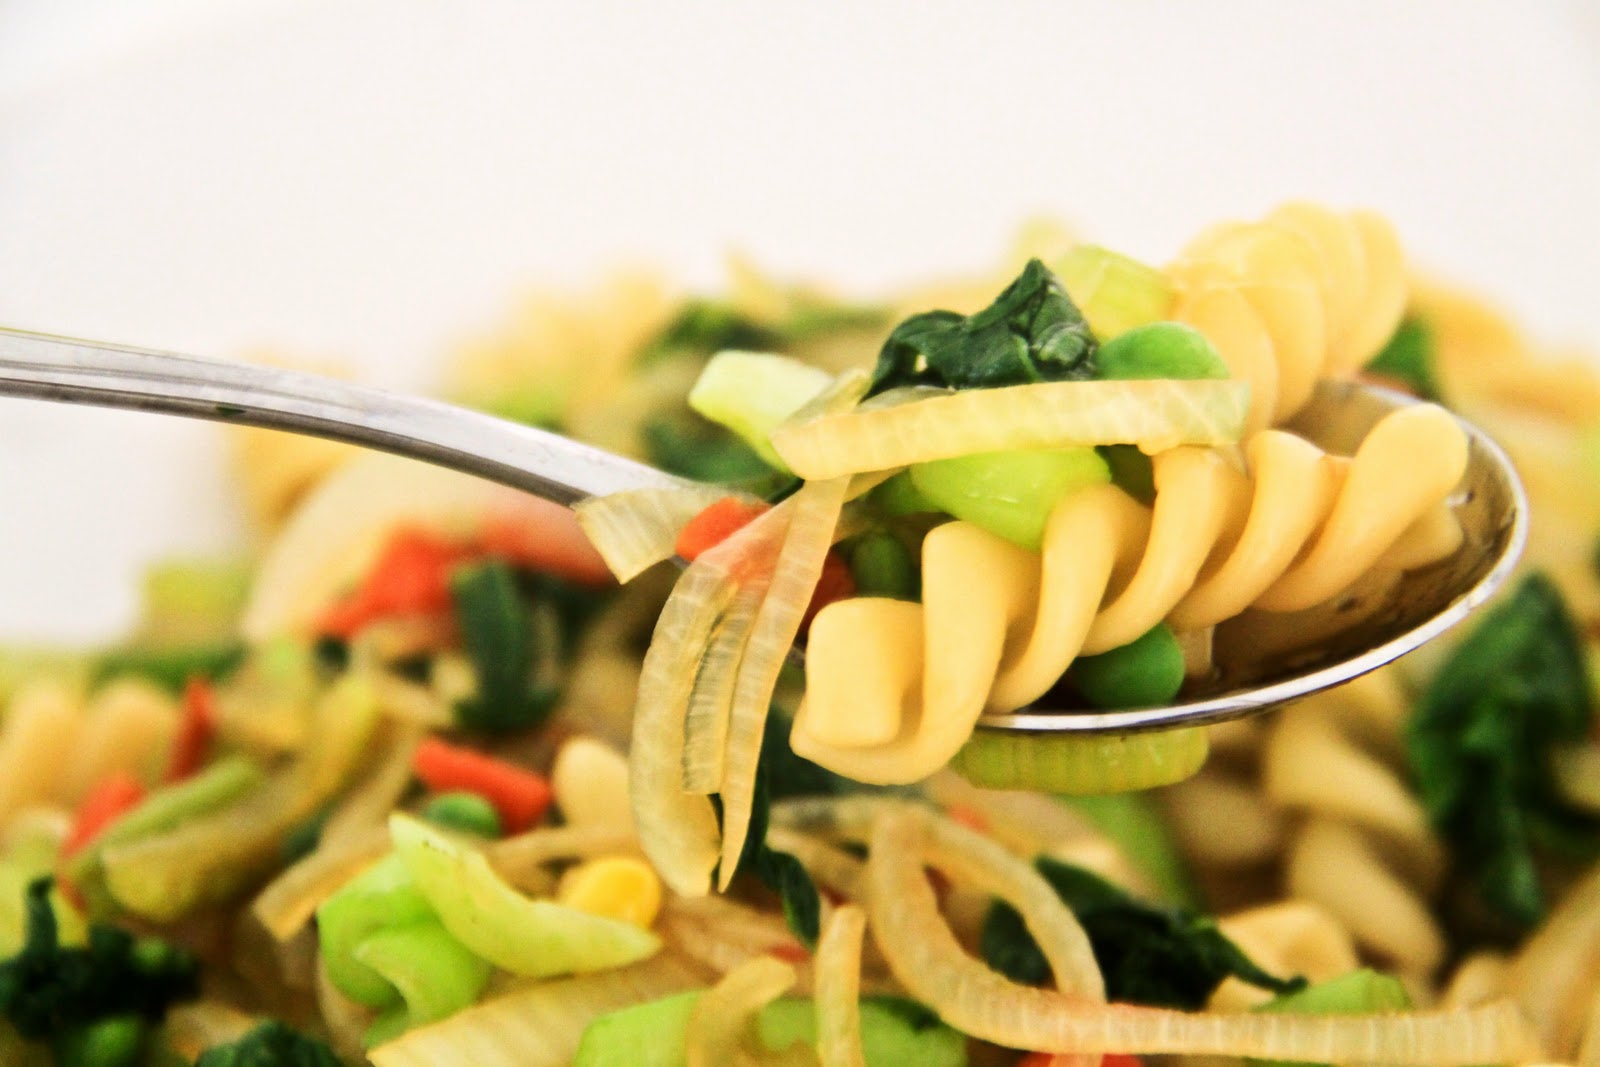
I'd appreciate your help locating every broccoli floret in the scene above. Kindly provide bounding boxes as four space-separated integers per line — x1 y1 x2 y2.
194 1021 341 1066
0 878 199 1043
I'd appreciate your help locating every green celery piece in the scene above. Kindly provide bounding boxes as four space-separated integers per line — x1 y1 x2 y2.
66 757 266 916
1252 969 1410 1067
869 472 941 516
353 919 491 1045
136 557 252 644
101 675 379 921
574 994 966 1067
390 814 660 978
317 853 437 1008
1057 792 1199 908
1096 322 1230 382
1053 244 1174 342
90 642 245 696
1073 624 1186 709
688 351 833 471
910 447 1110 549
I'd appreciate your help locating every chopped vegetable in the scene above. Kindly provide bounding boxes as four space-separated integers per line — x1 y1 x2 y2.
193 1021 341 1066
1095 321 1230 382
1072 624 1187 709
1256 968 1411 1014
576 485 746 582
390 815 661 978
846 532 919 600
675 498 771 562
422 792 504 838
688 350 833 469
89 643 245 697
982 859 1304 1009
164 677 217 783
1364 316 1441 400
869 259 1097 395
317 852 438 1007
62 774 148 859
1097 444 1155 504
411 738 552 834
356 919 493 1046
950 727 1209 794
910 447 1110 550
724 756 824 948
319 528 471 639
449 559 558 734
557 857 663 928
1405 573 1600 927
1053 243 1174 341
0 879 199 1046
642 414 783 491
52 1014 145 1067
1056 793 1198 907
867 472 941 516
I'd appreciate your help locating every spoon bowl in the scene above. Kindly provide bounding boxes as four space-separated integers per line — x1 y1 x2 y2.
0 327 1525 735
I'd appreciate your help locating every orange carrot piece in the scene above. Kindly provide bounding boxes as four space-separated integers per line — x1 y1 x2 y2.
63 772 148 858
165 677 218 783
411 737 553 833
675 498 772 562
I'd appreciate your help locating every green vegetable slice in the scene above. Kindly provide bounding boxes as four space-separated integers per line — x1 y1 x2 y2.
1405 573 1600 927
1364 316 1441 400
317 853 437 1008
910 447 1110 550
1056 793 1198 908
950 727 1209 794
389 815 660 978
981 860 1303 1009
688 351 833 470
1095 322 1231 382
355 920 492 1046
1053 244 1174 341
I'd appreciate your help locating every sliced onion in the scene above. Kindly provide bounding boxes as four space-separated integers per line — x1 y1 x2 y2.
661 894 814 991
317 956 377 1063
629 504 791 897
865 806 1538 1063
682 582 769 794
576 485 752 582
250 824 391 942
948 727 1209 794
718 475 852 888
321 721 424 848
770 379 1249 480
686 956 799 1067
487 822 641 896
765 828 866 901
368 954 709 1067
815 904 868 1067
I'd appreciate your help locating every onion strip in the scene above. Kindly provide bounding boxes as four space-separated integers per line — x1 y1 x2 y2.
576 485 752 582
865 806 1539 1063
682 583 769 793
814 904 868 1067
685 956 800 1067
250 824 391 942
770 379 1249 480
368 954 709 1067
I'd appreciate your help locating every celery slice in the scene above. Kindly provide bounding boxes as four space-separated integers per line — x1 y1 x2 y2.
354 919 493 1045
771 379 1248 480
390 815 660 978
950 727 1209 794
1053 244 1174 341
688 351 832 470
910 448 1109 550
1056 793 1198 908
1253 969 1412 1067
317 852 437 1008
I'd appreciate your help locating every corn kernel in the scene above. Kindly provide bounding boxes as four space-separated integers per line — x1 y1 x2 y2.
557 856 662 929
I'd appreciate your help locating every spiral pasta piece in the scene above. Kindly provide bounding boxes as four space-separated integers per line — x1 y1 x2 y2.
1170 204 1407 434
792 405 1467 784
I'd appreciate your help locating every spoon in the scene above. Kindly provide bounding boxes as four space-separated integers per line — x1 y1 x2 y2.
0 325 1526 735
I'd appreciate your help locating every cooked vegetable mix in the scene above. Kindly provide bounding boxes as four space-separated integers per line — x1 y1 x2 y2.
0 204 1596 1065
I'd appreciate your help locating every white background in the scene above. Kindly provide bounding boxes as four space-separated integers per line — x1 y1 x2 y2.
2 0 1598 640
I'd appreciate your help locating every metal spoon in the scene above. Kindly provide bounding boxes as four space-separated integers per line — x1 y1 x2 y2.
0 325 1526 735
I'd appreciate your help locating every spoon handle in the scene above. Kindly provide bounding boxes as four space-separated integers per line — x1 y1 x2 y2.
0 326 684 505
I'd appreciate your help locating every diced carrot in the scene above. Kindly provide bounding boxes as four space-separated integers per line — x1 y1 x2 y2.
801 550 856 633
412 737 553 833
63 772 148 858
319 527 475 638
766 942 811 964
165 677 218 783
675 498 772 562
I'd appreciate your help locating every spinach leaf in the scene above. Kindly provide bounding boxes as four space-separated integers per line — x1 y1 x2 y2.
194 1021 341 1066
719 764 822 948
869 259 1097 395
449 560 557 733
639 300 783 366
0 879 200 1042
981 860 1304 1009
1406 573 1600 927
1365 316 1441 401
642 414 785 491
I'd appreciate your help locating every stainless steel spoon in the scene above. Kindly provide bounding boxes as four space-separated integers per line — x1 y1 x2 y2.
0 325 1526 736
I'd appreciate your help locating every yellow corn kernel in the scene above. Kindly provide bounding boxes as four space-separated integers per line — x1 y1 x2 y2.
557 856 662 929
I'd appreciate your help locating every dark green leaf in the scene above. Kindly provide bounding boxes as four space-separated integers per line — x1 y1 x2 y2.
193 1021 340 1067
0 879 199 1042
980 860 1303 1009
1365 316 1441 401
449 560 554 734
639 300 782 366
642 415 786 492
1406 573 1599 927
869 260 1097 395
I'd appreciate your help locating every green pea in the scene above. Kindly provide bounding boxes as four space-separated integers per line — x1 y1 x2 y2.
848 532 919 600
1097 322 1229 382
55 1015 146 1067
422 792 503 839
1073 624 1186 709
870 471 941 516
